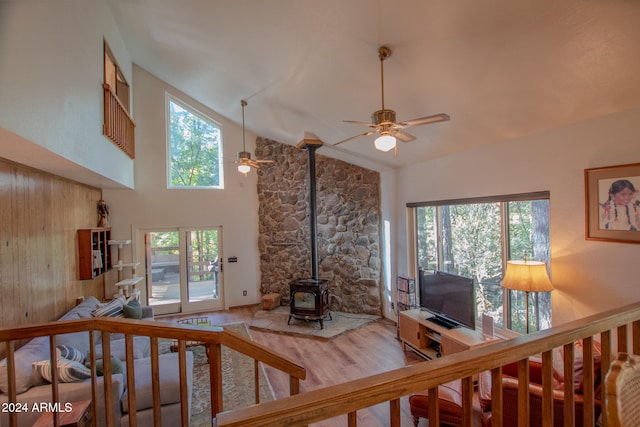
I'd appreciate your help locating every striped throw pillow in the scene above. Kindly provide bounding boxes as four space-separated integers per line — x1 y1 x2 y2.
33 359 92 383
91 296 126 318
56 345 86 364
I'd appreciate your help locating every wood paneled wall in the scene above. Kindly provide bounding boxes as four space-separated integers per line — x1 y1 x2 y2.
0 157 105 332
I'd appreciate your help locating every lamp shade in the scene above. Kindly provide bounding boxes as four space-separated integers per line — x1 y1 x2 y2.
237 163 251 175
501 260 554 293
374 133 396 152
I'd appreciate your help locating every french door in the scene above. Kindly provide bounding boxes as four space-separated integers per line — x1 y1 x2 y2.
142 226 223 315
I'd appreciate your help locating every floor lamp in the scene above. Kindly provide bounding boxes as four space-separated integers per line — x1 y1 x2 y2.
501 259 554 334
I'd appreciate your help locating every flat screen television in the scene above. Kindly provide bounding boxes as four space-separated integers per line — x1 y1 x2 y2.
419 269 476 330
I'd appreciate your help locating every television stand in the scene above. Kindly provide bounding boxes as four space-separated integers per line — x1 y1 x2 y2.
398 309 499 359
426 315 459 330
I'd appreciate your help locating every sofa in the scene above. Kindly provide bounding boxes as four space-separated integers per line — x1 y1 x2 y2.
0 296 193 426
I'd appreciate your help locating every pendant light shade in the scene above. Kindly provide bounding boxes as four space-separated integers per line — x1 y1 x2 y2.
374 133 396 152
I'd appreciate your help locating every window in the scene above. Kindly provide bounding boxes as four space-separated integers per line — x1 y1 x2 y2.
411 192 551 333
166 95 224 189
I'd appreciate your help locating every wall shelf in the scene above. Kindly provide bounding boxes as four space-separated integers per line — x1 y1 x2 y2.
396 275 416 339
78 227 112 280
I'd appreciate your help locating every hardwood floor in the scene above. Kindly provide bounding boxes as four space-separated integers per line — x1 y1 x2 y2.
159 305 429 426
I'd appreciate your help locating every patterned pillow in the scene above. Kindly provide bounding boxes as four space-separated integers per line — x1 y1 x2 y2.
91 296 126 318
56 345 86 364
123 299 142 319
87 356 124 376
33 359 92 383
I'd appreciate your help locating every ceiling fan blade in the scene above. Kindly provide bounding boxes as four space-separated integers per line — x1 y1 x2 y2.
399 113 450 128
394 130 416 143
334 130 377 146
255 159 275 164
343 120 379 128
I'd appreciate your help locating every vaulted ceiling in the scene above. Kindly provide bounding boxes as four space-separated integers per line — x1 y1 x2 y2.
106 0 640 171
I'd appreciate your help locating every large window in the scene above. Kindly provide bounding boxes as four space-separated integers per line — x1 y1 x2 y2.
412 192 551 333
167 95 224 188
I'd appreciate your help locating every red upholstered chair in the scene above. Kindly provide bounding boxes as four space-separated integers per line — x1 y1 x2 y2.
478 355 602 427
409 380 483 426
409 380 462 426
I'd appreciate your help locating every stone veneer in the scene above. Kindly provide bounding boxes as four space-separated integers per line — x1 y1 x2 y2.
256 137 382 315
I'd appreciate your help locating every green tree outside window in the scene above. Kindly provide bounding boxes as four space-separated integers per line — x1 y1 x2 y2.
168 97 223 188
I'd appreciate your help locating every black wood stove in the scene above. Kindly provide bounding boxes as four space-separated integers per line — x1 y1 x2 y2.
288 138 332 329
288 278 331 328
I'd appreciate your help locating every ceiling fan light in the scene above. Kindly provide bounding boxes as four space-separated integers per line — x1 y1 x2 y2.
237 163 251 175
374 134 396 152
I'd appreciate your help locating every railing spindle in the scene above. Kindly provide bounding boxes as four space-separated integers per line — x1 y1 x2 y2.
427 386 439 426
541 350 554 426
150 337 162 426
208 342 223 416
125 334 137 427
48 335 60 427
563 343 575 426
617 324 628 352
389 398 400 427
178 340 189 426
491 366 503 427
517 358 530 427
583 337 596 427
254 359 260 404
88 329 98 426
102 84 135 158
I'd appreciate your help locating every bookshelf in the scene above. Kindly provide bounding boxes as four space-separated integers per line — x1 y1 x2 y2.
396 275 416 338
78 228 112 279
396 275 416 310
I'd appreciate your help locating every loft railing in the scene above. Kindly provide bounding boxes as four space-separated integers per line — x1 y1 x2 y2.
103 83 136 159
215 301 640 427
0 318 305 427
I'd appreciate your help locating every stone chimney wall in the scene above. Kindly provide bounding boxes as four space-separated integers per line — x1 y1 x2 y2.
256 138 382 315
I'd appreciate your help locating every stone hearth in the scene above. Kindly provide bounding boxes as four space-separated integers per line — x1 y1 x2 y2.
256 138 382 315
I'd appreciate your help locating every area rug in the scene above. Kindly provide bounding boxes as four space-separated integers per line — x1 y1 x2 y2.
249 306 381 341
159 322 274 426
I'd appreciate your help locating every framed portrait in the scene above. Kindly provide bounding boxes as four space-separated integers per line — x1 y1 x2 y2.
585 163 640 243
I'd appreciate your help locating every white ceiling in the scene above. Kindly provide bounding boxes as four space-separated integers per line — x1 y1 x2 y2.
106 0 640 172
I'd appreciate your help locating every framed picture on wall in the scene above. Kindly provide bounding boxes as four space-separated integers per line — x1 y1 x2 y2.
585 162 640 243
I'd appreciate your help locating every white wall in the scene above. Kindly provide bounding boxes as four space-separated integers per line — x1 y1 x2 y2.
394 108 640 325
103 66 262 309
0 0 134 188
379 170 397 320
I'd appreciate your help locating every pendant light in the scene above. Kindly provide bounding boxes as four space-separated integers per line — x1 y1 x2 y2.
237 100 252 175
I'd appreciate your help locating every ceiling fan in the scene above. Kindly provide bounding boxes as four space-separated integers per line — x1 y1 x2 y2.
335 46 450 153
235 100 274 175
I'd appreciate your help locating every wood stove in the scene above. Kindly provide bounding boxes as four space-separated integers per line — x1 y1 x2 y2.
288 278 331 328
287 137 332 329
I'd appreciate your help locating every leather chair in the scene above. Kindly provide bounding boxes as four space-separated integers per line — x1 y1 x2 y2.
409 380 482 426
409 380 462 426
478 356 602 427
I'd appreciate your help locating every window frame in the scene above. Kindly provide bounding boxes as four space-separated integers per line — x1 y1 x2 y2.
165 93 225 190
408 191 551 332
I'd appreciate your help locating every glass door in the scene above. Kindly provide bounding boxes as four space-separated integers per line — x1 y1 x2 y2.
183 228 223 312
144 227 223 315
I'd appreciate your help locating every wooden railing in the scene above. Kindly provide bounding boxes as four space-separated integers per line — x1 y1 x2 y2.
103 83 135 159
0 318 306 427
215 301 640 427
